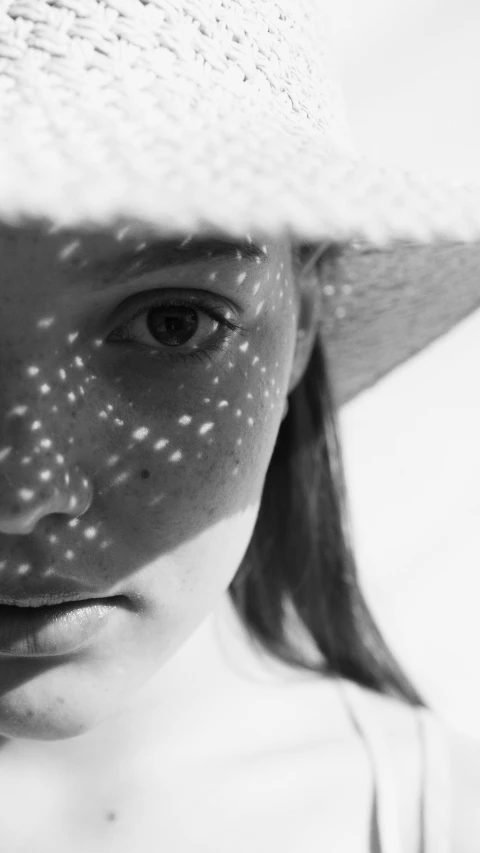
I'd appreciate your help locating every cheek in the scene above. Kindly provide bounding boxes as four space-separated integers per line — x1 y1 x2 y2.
77 317 291 558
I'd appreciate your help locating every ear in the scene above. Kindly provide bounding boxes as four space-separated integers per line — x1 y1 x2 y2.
287 261 321 396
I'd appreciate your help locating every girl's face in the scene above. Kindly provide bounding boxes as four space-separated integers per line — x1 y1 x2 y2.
0 223 305 740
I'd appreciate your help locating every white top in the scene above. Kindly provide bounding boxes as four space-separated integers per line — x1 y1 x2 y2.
124 591 451 853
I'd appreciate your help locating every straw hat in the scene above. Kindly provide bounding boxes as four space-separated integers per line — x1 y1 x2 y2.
1 0 479 406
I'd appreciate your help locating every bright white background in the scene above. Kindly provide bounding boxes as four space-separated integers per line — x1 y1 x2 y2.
331 0 480 739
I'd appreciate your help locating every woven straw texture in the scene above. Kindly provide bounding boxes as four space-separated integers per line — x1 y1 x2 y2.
1 0 480 245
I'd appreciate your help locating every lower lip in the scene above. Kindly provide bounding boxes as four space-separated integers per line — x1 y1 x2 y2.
0 598 124 657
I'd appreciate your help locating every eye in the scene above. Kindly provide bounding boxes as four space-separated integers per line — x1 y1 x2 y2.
106 292 248 366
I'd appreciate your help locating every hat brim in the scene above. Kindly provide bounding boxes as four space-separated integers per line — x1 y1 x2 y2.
319 240 480 407
1 96 480 246
1 99 480 408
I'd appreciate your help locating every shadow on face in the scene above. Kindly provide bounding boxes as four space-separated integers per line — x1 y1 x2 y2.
0 219 300 740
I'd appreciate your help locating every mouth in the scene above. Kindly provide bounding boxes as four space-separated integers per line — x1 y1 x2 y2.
0 596 127 657
0 594 118 608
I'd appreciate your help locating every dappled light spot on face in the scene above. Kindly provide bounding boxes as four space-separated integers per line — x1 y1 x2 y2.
198 423 214 436
37 317 55 330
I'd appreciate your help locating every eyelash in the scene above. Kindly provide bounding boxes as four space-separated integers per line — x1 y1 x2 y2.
108 294 248 366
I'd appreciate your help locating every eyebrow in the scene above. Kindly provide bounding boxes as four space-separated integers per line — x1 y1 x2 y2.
83 237 268 290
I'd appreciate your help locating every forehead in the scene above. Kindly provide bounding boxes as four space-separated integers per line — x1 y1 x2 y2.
0 222 291 281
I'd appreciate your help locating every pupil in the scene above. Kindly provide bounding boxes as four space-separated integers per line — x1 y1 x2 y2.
147 306 198 347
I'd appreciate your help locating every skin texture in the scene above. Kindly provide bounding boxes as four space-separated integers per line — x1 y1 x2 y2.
0 222 320 744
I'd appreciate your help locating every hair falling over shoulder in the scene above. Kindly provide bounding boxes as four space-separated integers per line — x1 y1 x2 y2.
228 245 427 709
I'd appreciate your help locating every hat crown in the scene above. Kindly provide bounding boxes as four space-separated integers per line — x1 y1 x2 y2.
0 0 350 144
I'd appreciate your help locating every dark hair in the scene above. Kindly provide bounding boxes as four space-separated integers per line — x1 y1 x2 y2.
228 243 427 709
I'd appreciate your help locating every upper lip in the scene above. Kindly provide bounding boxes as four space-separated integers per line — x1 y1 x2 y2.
0 586 119 608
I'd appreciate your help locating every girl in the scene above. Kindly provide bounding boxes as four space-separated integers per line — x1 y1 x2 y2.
0 1 479 851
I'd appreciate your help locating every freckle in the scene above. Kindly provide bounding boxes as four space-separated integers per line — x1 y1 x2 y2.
67 392 76 403
253 282 260 296
255 300 265 316
19 489 35 502
27 366 40 377
252 356 259 366
178 415 192 426
236 438 242 446
203 398 211 404
239 342 249 353
261 367 266 374
0 447 11 462
247 418 254 426
232 467 239 477
335 306 347 319
65 550 75 560
68 519 79 528
39 470 52 482
265 390 270 398
98 411 108 419
67 332 79 344
140 469 151 479
132 427 149 441
31 421 42 431
235 409 242 417
112 471 129 485
169 450 182 462
114 418 124 427
246 393 253 400
276 272 281 281
196 452 203 459
198 422 214 436
65 473 70 485
323 284 335 297
236 272 247 285
228 362 234 369
21 457 32 465
48 535 58 544
94 339 103 348
213 377 219 385
218 400 228 408
209 271 218 281
154 439 169 450
40 384 51 395
52 406 59 413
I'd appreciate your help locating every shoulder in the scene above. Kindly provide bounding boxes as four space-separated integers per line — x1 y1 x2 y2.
446 726 480 853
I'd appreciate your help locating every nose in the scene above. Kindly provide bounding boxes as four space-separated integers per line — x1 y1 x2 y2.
0 462 93 535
